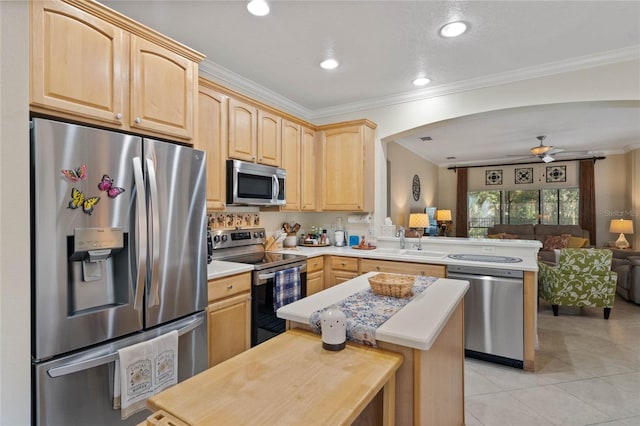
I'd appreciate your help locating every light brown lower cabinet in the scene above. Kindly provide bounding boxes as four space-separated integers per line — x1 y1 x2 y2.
306 256 324 296
359 258 446 278
326 256 359 288
207 272 251 367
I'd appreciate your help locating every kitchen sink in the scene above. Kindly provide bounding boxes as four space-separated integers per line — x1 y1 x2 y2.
374 248 407 255
404 250 446 258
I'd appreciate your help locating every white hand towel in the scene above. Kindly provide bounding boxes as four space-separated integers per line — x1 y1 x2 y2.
152 330 178 394
116 339 154 420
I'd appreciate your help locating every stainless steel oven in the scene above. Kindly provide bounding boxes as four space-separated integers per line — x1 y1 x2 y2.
209 228 307 346
252 260 307 346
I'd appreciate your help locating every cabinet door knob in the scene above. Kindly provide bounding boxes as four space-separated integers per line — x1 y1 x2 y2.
227 285 233 289
376 266 380 270
115 113 123 120
135 117 141 124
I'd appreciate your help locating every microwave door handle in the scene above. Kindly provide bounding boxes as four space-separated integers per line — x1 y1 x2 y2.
132 157 146 311
47 317 204 378
146 158 160 308
273 174 279 204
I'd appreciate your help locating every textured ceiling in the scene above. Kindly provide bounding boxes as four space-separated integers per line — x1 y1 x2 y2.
101 0 640 166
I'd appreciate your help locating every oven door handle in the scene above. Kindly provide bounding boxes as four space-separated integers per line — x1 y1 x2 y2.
256 264 307 284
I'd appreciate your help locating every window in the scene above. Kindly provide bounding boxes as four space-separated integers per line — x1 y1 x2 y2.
468 188 579 236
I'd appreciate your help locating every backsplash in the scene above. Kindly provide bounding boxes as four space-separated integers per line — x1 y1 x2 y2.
207 211 260 229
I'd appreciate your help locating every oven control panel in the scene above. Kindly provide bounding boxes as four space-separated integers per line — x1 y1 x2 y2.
210 227 266 250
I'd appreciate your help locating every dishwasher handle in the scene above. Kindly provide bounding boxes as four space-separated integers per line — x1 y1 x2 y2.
447 271 523 283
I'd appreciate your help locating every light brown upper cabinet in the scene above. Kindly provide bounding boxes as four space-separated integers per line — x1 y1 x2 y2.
318 120 376 212
129 36 198 140
197 82 228 210
228 98 281 166
281 119 301 211
30 0 202 142
301 126 318 211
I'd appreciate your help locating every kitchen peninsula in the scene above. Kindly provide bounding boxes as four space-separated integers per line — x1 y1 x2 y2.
278 272 469 426
273 235 542 372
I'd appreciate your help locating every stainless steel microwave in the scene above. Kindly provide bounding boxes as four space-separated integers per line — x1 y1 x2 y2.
226 159 286 206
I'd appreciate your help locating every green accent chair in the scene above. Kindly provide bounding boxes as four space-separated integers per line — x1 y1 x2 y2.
538 248 617 319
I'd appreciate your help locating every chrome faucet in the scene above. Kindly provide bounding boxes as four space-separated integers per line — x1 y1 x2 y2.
398 227 405 249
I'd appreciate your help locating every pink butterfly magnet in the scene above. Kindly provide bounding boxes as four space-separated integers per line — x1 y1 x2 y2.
98 174 126 198
61 164 87 182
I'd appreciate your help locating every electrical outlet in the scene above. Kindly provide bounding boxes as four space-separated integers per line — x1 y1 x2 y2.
482 246 496 253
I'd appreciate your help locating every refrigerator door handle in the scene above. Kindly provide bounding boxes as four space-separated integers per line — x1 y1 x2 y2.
47 317 204 378
146 158 161 307
132 157 147 311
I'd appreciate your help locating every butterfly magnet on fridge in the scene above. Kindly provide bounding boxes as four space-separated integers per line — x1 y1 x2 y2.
68 188 100 215
61 164 88 182
97 175 125 198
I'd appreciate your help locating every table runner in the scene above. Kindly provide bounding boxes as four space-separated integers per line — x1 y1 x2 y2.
309 276 437 347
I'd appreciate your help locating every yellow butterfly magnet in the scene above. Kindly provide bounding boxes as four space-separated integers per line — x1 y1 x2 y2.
68 188 100 215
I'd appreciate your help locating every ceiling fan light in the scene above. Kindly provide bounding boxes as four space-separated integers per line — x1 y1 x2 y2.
412 77 431 86
247 0 269 16
439 21 468 38
530 146 551 155
320 58 339 70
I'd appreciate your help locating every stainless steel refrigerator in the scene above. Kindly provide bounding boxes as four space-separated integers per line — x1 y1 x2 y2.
30 118 208 425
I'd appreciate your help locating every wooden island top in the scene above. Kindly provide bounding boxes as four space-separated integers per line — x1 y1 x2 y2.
144 329 403 425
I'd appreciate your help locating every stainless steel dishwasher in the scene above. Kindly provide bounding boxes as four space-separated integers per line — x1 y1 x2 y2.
448 264 524 368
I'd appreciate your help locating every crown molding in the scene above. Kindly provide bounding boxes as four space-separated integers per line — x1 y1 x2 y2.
310 46 640 119
199 46 640 123
198 61 313 120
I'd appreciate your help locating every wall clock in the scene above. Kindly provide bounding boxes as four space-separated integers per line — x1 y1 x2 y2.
412 175 420 201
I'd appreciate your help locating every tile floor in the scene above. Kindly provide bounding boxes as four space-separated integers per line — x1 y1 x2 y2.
464 295 640 426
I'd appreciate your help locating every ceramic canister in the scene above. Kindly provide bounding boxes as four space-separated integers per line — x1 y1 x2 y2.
320 306 347 351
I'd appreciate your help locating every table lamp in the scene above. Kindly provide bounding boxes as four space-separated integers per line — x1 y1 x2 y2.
436 210 452 236
609 219 633 249
409 213 429 250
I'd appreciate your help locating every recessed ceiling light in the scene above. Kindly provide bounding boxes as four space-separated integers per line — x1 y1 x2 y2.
320 58 339 70
247 0 269 16
439 21 468 38
412 77 431 86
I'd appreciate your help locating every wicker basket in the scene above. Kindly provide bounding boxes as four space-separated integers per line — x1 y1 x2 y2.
368 273 416 298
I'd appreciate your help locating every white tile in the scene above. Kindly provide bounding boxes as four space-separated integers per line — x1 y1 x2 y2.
510 384 610 425
555 377 640 418
463 294 640 426
466 392 549 425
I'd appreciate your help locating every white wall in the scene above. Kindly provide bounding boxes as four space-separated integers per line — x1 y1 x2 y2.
386 142 438 228
0 1 31 424
596 154 631 246
629 149 640 249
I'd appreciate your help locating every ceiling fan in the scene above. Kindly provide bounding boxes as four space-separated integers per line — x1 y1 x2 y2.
523 135 564 163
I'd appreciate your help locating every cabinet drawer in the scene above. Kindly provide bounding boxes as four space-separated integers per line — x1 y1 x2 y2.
307 256 324 273
330 256 359 272
208 272 251 302
360 259 445 278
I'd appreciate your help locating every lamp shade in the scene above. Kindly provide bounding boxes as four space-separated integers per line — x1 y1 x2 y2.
609 219 633 234
409 213 429 228
436 210 452 221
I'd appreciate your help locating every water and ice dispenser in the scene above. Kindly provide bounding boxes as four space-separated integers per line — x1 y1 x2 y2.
67 227 128 314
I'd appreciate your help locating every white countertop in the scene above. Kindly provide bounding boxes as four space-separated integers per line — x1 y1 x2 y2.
276 271 469 351
207 260 254 280
270 236 541 272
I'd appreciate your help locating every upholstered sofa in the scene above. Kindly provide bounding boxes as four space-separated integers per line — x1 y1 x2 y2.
611 249 640 304
487 224 590 263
